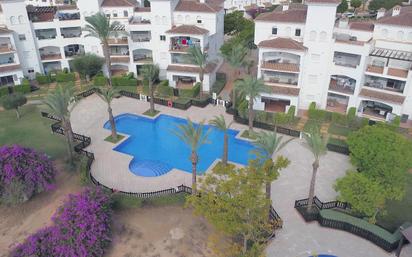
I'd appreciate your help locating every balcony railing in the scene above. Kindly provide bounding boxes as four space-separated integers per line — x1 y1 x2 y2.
329 79 355 95
131 36 151 42
264 77 298 86
366 65 409 79
366 65 384 74
0 45 14 53
41 54 62 61
108 38 128 45
65 51 84 58
0 59 16 66
110 56 130 63
364 82 404 94
61 33 81 38
133 55 152 63
261 61 300 73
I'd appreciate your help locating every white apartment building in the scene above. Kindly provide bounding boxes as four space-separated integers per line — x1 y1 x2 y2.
224 0 282 12
253 0 412 123
0 0 224 91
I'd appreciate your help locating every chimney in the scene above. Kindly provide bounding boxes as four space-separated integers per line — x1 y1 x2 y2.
281 1 289 11
338 17 349 28
377 8 386 19
392 5 401 16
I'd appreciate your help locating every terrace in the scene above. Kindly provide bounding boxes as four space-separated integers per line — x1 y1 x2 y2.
108 37 128 45
261 52 300 73
0 53 16 65
364 75 406 94
262 70 298 86
366 55 410 79
329 75 356 95
333 51 361 68
110 46 129 56
359 100 393 121
129 16 151 25
173 75 197 89
61 27 81 38
131 31 151 42
326 93 349 114
43 61 62 74
133 49 152 63
262 97 291 113
57 12 80 21
64 44 84 58
170 36 203 52
171 53 196 65
0 38 14 53
35 29 57 40
39 46 62 61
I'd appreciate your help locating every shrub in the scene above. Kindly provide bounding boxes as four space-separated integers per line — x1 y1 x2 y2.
179 82 201 98
347 107 356 123
56 72 75 83
0 86 9 97
391 115 401 127
238 99 248 119
157 81 174 97
11 187 112 257
211 73 227 95
13 79 31 94
35 73 51 85
287 105 296 118
331 112 347 126
71 53 104 79
93 75 107 87
0 145 56 204
112 76 138 87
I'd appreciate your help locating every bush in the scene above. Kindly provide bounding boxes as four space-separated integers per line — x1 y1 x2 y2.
56 72 75 83
36 73 51 85
71 53 104 79
391 115 401 127
112 76 138 87
331 112 347 126
238 99 248 119
211 73 227 95
93 75 107 87
0 145 56 204
112 194 143 209
179 82 201 98
11 187 112 257
347 107 356 123
0 86 9 97
13 79 31 94
157 80 174 97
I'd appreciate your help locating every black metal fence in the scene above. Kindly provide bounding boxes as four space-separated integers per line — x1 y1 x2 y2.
327 143 350 155
294 196 399 252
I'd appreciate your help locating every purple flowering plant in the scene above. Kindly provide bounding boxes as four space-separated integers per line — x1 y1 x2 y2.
11 187 113 257
0 145 56 204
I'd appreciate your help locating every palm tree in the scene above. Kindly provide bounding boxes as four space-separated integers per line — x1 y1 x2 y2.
173 119 210 194
235 76 269 134
44 84 76 165
252 131 294 199
187 45 207 92
140 64 160 114
209 115 232 166
83 13 125 87
303 128 328 209
96 87 119 140
222 43 249 110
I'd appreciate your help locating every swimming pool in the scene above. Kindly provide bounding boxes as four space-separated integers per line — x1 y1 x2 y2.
104 114 256 177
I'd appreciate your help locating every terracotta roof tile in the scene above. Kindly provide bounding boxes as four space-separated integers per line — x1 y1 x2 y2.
305 0 340 4
349 22 374 31
258 37 306 51
175 0 223 13
134 7 151 12
359 88 405 104
0 64 21 73
261 62 300 73
167 62 217 73
268 85 300 96
0 27 12 34
101 0 137 7
255 8 307 23
377 6 412 27
166 25 209 35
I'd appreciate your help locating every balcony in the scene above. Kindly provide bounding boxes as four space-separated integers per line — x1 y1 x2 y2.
328 75 356 95
326 93 349 114
57 12 80 21
364 75 406 94
131 31 151 42
262 70 298 86
110 56 130 63
0 41 14 54
39 46 62 61
133 49 152 63
359 100 394 121
171 53 196 65
333 51 361 68
64 44 84 58
261 61 300 73
0 53 16 66
35 29 57 40
108 38 128 45
170 37 205 53
261 52 300 73
129 17 151 25
61 27 82 38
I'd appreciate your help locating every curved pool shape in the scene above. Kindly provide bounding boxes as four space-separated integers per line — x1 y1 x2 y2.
104 114 257 177
309 255 337 257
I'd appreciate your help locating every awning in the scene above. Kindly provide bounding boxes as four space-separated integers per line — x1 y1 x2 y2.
370 48 412 61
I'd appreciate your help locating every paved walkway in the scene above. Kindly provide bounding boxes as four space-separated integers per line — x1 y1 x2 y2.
70 95 411 257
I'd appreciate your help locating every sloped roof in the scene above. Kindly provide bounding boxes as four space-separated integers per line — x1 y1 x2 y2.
255 5 307 23
101 0 137 7
305 0 340 4
175 0 223 13
258 37 306 51
349 22 374 31
0 27 12 34
166 25 209 35
376 6 412 27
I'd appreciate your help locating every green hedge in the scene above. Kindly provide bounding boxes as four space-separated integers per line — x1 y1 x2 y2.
211 73 227 94
328 137 348 147
0 86 9 97
36 73 51 85
112 76 138 87
179 82 201 98
93 75 107 87
320 209 401 243
56 72 75 82
173 97 191 105
157 80 174 97
13 79 31 94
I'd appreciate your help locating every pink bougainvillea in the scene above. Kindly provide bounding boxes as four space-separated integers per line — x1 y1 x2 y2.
0 145 56 204
11 187 112 257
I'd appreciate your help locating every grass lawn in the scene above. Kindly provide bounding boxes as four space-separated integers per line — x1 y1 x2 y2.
377 173 412 232
104 134 125 143
143 109 160 117
303 119 322 133
0 104 66 159
328 124 354 137
240 130 257 140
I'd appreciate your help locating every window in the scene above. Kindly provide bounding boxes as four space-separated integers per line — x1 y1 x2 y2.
113 12 118 18
10 16 17 25
295 29 301 36
160 35 166 41
197 19 202 24
196 16 202 23
18 15 25 24
309 30 317 41
272 27 277 35
106 13 110 18
28 69 35 73
123 11 128 17
18 34 26 41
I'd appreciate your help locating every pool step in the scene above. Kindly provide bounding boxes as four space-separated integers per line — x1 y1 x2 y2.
129 159 172 177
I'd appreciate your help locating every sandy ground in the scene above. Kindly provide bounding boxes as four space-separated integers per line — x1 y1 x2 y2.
0 162 216 257
107 206 216 257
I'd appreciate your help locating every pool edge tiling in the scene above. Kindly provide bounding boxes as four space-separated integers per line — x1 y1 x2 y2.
104 113 256 177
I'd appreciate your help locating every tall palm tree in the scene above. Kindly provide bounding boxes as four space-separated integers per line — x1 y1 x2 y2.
252 131 294 199
96 87 119 140
173 119 210 194
44 84 76 165
83 13 124 87
140 64 159 114
222 43 249 110
235 76 269 134
303 129 328 209
187 45 207 92
209 115 232 166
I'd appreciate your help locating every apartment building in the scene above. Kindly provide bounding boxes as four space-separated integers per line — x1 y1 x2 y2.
0 0 224 91
224 0 282 12
254 0 412 123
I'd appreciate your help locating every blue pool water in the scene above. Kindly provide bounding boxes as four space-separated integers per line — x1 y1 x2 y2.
104 114 256 177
